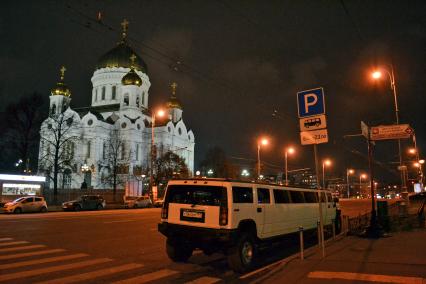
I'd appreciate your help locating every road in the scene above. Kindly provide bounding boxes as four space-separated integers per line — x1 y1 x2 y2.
0 200 382 283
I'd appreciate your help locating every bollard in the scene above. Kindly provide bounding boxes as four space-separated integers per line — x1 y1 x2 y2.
299 226 304 260
332 219 336 239
317 221 321 248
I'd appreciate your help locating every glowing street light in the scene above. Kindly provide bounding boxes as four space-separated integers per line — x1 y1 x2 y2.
408 148 416 155
346 168 355 198
284 147 295 186
322 159 332 189
150 108 165 201
359 173 367 196
257 137 269 178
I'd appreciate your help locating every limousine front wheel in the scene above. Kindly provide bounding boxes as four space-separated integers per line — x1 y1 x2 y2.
227 233 257 273
166 238 193 262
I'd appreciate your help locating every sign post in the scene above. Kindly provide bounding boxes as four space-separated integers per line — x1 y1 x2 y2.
297 87 327 257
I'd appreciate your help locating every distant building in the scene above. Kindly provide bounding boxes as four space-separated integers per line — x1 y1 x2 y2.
38 20 195 190
291 169 317 188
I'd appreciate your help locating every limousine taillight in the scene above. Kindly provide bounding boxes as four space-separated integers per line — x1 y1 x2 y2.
219 187 228 226
161 202 169 219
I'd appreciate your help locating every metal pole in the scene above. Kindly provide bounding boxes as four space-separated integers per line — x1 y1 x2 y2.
257 144 261 179
285 151 288 186
346 169 350 198
299 227 304 260
332 219 336 239
150 114 155 202
314 144 325 257
322 162 325 189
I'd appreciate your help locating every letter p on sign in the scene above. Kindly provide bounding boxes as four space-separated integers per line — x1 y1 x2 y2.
297 87 325 118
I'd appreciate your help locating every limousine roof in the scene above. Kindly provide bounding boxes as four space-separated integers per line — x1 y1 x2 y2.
167 178 330 192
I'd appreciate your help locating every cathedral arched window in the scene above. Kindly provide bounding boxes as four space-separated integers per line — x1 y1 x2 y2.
124 94 129 106
112 86 116 100
95 89 98 102
101 86 106 100
87 140 91 158
51 104 56 115
136 96 140 108
142 92 145 105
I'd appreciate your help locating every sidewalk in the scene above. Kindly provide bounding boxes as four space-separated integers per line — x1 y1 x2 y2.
258 229 426 283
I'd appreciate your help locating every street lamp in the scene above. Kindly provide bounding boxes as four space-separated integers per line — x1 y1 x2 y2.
284 147 295 186
346 168 355 198
150 108 165 201
371 65 405 192
359 173 367 197
322 159 331 189
257 137 268 179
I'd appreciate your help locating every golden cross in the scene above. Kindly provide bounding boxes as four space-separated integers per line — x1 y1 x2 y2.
130 54 137 67
121 19 129 40
171 82 178 95
60 66 66 80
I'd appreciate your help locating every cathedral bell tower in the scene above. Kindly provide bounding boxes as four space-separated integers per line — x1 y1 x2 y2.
120 54 143 110
49 66 71 115
167 82 183 123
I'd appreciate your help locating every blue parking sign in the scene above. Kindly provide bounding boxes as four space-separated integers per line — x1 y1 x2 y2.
297 88 325 118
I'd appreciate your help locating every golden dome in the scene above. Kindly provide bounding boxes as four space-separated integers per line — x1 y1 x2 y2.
96 19 148 73
122 68 142 86
166 82 182 109
121 54 143 86
51 66 71 97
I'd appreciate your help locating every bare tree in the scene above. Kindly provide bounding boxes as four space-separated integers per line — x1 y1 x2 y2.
38 110 80 199
154 150 190 186
102 127 131 200
0 92 46 173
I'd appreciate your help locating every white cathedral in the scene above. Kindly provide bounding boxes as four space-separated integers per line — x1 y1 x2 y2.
38 21 195 190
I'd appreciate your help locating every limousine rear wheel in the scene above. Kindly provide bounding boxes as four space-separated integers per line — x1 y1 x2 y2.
227 233 257 273
166 238 193 262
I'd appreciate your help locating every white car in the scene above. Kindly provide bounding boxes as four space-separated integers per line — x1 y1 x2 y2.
2 196 48 213
124 196 152 208
158 179 339 272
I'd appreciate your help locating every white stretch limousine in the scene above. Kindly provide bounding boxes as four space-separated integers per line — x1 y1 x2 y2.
158 179 340 272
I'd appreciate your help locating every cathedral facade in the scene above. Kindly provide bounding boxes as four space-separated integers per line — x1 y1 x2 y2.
38 21 195 190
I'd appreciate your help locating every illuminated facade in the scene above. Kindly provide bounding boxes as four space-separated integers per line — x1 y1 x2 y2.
38 21 195 190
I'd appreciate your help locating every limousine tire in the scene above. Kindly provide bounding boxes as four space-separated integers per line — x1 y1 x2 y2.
166 238 193 262
227 233 257 273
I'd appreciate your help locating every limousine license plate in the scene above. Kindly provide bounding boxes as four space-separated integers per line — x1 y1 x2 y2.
180 209 205 222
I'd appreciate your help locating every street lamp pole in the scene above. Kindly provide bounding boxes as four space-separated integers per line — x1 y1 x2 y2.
257 138 268 179
346 169 354 198
373 66 405 192
150 109 164 202
322 159 331 189
284 147 294 186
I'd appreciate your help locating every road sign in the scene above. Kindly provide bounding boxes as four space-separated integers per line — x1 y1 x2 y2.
299 114 327 131
300 129 329 145
297 87 325 118
370 124 413 141
361 121 369 139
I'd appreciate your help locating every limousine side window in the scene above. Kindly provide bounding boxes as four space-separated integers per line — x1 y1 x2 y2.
257 188 270 204
232 187 253 203
326 193 332 202
273 189 291 203
289 191 305 203
304 192 318 203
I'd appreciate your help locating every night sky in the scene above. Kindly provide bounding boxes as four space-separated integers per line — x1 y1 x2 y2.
1 1 425 182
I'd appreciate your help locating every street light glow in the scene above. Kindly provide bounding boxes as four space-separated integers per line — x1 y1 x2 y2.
348 169 354 175
287 147 295 154
413 162 420 168
361 173 367 179
323 159 331 166
408 148 416 155
372 71 382 79
260 138 268 146
157 109 165 117
419 159 425 164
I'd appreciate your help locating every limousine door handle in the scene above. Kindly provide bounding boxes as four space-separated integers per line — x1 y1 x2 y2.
257 207 262 213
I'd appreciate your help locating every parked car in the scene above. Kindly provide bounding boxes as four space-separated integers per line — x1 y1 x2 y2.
124 196 152 208
62 195 106 211
2 196 48 213
153 198 164 208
